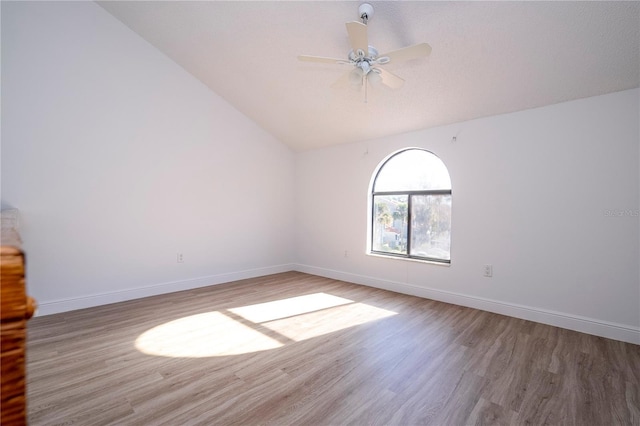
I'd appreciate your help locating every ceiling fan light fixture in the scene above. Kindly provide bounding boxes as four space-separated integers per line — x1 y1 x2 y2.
349 68 364 86
368 68 382 86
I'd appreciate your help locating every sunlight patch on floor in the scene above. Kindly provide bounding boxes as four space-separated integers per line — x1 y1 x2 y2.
262 302 397 342
135 311 283 358
135 292 397 358
229 292 353 323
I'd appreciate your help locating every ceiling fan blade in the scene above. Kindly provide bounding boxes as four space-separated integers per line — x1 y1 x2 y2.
380 43 432 64
331 71 352 89
298 55 347 65
346 21 368 55
377 68 404 89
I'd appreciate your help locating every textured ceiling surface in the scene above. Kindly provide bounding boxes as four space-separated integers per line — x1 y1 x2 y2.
97 1 640 151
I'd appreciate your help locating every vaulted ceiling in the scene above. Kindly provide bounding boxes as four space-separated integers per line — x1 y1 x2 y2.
98 1 639 152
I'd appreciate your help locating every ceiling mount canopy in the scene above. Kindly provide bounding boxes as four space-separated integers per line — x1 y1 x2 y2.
358 3 374 24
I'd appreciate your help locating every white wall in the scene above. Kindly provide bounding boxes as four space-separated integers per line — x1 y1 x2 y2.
1 1 295 314
2 2 638 344
295 89 640 344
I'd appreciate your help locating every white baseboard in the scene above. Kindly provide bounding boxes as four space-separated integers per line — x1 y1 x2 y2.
293 264 640 345
35 264 295 316
35 262 640 345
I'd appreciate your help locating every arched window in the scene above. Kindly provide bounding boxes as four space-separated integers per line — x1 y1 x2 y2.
369 148 452 263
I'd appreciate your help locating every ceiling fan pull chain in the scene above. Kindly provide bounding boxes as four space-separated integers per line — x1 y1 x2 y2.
364 75 368 103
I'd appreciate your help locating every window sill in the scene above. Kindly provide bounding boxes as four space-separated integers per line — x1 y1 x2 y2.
367 252 451 267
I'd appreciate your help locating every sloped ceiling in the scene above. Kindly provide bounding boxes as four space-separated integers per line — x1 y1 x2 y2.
97 1 639 151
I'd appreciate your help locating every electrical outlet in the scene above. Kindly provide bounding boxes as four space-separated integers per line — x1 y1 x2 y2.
177 253 184 263
483 264 493 277
344 250 348 258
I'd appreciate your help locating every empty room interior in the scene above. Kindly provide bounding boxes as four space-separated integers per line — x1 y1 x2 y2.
1 1 639 425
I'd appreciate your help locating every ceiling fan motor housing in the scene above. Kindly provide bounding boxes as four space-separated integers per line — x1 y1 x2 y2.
349 46 378 61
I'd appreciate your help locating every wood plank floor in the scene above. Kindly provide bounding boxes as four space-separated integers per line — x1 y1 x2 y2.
26 272 640 425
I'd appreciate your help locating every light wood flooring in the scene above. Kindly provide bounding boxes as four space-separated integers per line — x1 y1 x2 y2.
27 272 640 425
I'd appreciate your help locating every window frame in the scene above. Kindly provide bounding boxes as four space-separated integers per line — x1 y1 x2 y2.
369 149 452 264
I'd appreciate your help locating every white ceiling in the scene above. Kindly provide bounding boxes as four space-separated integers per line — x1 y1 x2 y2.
97 1 640 152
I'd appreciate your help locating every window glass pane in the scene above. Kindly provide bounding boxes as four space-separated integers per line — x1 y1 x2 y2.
374 150 451 192
410 195 451 260
372 195 408 255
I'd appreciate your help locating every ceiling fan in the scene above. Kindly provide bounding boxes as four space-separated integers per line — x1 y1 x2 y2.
298 3 432 101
